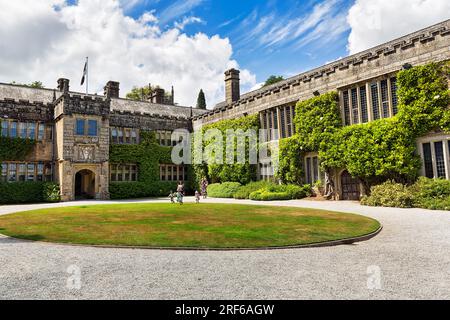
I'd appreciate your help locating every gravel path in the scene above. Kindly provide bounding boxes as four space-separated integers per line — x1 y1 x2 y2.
0 198 449 300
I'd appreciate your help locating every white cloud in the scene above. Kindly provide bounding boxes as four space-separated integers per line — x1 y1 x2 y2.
0 0 255 108
158 0 204 25
174 16 204 30
347 0 450 54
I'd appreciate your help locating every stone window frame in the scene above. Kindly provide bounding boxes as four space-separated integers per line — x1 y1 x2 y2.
340 74 399 126
417 134 450 180
110 163 138 182
155 130 173 147
0 119 52 141
159 164 187 182
110 127 139 145
1 161 53 183
75 118 99 137
260 104 295 141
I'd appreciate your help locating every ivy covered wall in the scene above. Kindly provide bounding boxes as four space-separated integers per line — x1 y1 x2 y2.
193 114 260 185
277 62 450 192
109 131 183 199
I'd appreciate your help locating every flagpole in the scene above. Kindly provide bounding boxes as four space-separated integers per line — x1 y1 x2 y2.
86 57 89 94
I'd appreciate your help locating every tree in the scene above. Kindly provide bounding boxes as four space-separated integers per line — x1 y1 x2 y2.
10 81 44 88
196 89 206 109
263 75 284 87
126 85 154 101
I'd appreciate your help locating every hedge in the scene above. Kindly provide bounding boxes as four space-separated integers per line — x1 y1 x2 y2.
0 182 60 204
207 182 241 198
361 177 450 210
249 184 312 201
233 180 273 199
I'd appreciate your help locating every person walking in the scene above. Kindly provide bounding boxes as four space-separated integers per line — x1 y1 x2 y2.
201 177 208 199
176 181 184 205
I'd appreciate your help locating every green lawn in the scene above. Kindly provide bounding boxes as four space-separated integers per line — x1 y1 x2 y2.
0 203 380 248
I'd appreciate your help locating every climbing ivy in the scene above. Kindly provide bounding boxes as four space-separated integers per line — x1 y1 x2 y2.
277 62 450 191
0 136 36 161
193 114 260 185
109 131 182 199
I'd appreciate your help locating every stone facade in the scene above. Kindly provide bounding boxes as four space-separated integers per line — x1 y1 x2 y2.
0 80 206 201
193 19 450 200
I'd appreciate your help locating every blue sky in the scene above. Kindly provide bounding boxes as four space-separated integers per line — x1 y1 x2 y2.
123 0 354 85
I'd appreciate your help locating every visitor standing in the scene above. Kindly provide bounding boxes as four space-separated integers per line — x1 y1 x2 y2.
176 181 184 205
201 177 208 199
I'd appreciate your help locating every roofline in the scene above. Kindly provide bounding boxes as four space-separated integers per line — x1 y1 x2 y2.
198 18 450 119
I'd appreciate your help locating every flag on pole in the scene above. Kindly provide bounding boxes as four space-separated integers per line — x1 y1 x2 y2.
80 58 88 86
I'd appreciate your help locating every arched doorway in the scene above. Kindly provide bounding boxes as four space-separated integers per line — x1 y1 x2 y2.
75 169 96 199
341 170 360 200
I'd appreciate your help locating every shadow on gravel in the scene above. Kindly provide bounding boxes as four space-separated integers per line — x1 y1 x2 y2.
0 234 45 243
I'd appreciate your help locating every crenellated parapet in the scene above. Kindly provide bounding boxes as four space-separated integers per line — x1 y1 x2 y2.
0 98 54 122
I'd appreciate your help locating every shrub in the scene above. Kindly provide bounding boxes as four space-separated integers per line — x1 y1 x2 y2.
410 177 450 210
207 182 241 198
249 184 312 201
42 182 61 202
233 180 274 199
0 182 47 204
360 180 414 208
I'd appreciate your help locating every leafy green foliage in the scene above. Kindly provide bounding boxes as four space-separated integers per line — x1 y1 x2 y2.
0 137 36 161
195 114 260 185
294 91 342 151
196 89 207 109
207 182 242 198
249 184 312 201
397 62 450 135
0 182 60 204
43 182 61 202
233 180 273 199
10 81 44 88
277 136 304 184
361 177 450 210
360 180 414 208
263 75 284 87
109 131 185 199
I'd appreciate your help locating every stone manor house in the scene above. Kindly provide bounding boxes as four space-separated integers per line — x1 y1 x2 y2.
1 19 449 201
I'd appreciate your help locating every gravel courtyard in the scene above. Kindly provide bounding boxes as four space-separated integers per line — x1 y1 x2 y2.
0 198 449 300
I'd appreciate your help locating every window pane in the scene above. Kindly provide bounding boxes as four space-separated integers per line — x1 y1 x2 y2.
343 91 351 126
371 83 380 120
8 163 16 182
312 157 319 183
118 129 123 143
1 163 8 182
422 143 434 178
351 88 359 124
27 163 35 181
10 122 17 138
38 123 45 140
18 164 26 181
306 157 312 184
390 77 398 115
381 80 389 118
37 163 44 181
20 122 27 138
434 141 446 178
76 119 85 135
360 86 368 123
1 121 8 137
172 166 177 181
28 123 36 139
88 120 97 136
280 107 286 138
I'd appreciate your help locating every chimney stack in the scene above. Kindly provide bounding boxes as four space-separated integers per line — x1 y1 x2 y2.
104 81 120 98
57 78 70 93
225 68 240 104
152 88 165 104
